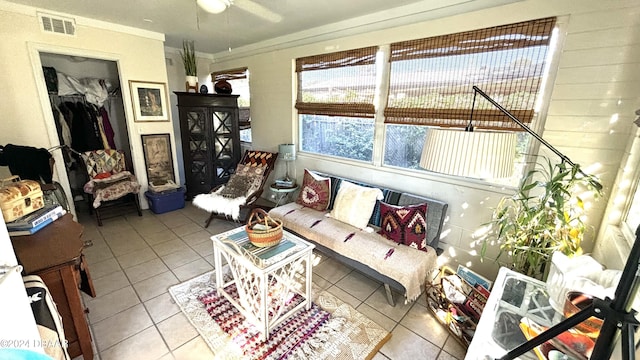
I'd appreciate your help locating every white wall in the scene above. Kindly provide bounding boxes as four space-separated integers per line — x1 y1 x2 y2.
0 1 180 210
207 0 640 280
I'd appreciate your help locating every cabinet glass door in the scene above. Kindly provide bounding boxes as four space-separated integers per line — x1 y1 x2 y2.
187 109 210 188
211 110 235 182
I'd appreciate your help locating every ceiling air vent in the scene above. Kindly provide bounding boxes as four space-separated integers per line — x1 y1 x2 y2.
38 13 76 36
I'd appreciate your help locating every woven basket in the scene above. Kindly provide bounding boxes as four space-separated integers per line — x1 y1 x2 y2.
245 208 283 247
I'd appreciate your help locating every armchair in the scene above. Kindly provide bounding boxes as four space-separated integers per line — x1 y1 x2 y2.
81 149 142 226
193 150 278 228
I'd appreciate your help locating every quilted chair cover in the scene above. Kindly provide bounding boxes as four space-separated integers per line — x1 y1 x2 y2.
81 149 141 208
83 149 127 178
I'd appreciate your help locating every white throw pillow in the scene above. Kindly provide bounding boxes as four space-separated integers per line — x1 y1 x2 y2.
329 181 383 229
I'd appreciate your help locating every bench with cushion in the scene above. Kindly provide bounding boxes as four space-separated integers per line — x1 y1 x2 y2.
268 170 448 305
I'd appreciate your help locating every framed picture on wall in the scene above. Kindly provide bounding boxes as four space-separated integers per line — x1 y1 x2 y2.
141 133 175 186
129 80 169 122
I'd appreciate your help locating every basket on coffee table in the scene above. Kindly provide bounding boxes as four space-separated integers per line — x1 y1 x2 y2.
245 208 283 247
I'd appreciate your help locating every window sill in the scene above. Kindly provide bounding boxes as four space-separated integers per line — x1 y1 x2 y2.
593 225 631 271
297 151 517 196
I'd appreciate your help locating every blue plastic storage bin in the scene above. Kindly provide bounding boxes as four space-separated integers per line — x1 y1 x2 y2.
144 188 185 214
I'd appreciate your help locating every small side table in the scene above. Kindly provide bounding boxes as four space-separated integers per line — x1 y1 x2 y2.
211 226 315 341
270 184 299 206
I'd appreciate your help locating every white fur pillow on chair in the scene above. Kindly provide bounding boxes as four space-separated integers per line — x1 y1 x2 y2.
192 173 262 220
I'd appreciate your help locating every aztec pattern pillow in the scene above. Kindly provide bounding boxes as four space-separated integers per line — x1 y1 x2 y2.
296 169 331 211
329 180 383 229
218 173 261 198
243 150 275 168
378 202 429 251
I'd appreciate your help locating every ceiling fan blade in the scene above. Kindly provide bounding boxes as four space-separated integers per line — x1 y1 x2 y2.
233 0 282 23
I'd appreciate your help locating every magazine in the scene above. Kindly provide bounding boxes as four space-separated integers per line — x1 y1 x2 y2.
6 205 64 229
8 213 65 236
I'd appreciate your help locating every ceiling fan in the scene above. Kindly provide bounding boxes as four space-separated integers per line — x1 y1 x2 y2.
197 0 282 23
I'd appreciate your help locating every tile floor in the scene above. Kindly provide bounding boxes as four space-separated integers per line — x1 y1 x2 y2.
75 202 466 360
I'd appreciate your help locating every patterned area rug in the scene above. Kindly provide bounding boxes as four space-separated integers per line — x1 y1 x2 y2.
169 270 391 360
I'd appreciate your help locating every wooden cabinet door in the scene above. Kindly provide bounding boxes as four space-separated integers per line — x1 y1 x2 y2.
180 106 213 198
211 106 240 185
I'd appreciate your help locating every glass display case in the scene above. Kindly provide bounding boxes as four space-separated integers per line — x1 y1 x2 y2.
175 92 241 199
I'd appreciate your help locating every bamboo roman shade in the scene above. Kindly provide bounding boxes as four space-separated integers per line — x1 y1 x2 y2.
295 47 378 118
212 67 248 81
384 17 556 131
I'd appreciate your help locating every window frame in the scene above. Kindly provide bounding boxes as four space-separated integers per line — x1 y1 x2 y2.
622 182 640 241
383 17 556 131
212 67 251 142
620 129 640 245
296 17 564 188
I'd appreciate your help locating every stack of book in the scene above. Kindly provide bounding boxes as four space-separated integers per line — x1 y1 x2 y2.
6 204 66 236
274 179 295 188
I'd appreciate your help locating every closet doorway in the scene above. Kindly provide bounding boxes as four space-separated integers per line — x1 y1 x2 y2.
38 52 132 218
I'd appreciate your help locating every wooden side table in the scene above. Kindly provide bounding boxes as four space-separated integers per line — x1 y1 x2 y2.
11 214 96 360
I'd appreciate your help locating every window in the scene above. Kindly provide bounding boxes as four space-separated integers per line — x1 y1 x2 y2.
296 18 557 181
622 130 640 241
384 18 556 175
212 67 251 142
296 47 378 162
624 186 640 236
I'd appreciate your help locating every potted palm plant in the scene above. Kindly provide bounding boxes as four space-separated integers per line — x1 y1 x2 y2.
481 157 603 279
180 40 197 87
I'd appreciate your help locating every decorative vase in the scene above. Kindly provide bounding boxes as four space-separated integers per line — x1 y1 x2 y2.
214 79 232 94
186 75 198 86
185 75 198 92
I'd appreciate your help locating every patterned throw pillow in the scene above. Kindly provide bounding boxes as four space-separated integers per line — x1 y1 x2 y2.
378 202 429 251
235 163 266 178
243 151 275 167
329 181 383 229
218 173 261 198
296 169 331 211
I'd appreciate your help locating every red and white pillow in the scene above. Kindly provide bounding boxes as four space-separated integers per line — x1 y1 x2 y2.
296 169 331 211
378 202 429 252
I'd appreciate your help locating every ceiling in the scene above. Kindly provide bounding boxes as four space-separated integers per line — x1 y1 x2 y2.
4 0 517 55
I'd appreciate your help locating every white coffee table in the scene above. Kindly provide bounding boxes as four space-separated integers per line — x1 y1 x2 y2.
211 226 315 341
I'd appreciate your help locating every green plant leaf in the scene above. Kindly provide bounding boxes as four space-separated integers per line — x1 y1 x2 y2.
179 40 197 76
478 156 600 279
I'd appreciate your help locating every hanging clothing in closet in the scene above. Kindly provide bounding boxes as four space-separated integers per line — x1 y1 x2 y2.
51 103 72 148
47 75 117 152
54 100 116 152
100 107 116 149
66 101 103 152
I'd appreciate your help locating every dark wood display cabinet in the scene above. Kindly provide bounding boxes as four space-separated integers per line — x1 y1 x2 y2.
175 92 241 199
